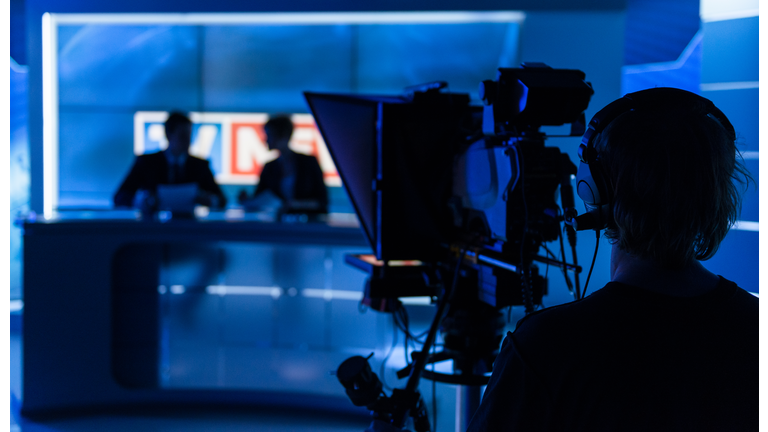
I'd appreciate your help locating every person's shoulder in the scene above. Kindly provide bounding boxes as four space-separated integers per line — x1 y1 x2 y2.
182 156 213 177
135 151 163 161
187 155 210 165
513 285 620 341
512 300 582 343
719 276 757 298
132 151 165 168
296 153 321 166
718 276 758 316
520 285 613 322
260 159 278 172
506 302 586 361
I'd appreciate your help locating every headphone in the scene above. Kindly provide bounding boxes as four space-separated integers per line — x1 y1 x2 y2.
566 87 735 232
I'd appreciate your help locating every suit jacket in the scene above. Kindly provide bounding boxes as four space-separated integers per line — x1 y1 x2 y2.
113 151 227 208
254 153 328 213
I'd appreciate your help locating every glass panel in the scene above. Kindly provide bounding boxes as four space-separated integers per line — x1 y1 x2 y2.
357 23 519 101
202 25 355 112
111 241 381 394
10 61 29 300
55 21 521 209
59 110 134 208
58 24 202 109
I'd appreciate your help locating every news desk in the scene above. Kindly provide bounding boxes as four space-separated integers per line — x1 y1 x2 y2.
22 211 383 417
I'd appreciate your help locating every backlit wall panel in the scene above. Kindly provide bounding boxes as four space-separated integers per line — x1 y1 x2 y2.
58 25 202 108
356 23 519 95
618 0 758 292
10 61 29 299
698 11 759 292
55 20 521 208
202 25 355 112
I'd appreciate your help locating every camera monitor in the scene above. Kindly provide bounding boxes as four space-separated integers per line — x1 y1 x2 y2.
305 91 472 261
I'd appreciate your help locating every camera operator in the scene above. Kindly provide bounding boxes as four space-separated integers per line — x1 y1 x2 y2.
467 88 757 431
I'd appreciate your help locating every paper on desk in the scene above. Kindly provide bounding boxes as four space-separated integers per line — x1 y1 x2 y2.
243 189 283 212
157 183 198 212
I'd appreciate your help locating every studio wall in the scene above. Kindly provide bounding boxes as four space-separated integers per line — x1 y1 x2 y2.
55 20 522 208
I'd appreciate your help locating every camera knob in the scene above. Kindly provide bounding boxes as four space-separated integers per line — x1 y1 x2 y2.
479 80 497 104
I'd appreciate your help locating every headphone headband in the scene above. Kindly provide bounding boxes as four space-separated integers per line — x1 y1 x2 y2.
568 87 734 232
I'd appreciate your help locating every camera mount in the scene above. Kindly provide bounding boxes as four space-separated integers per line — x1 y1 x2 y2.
306 63 593 431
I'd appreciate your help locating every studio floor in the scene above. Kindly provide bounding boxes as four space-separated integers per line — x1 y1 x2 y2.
10 323 373 432
9 308 475 432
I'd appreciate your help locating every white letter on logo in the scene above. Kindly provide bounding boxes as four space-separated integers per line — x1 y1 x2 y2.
236 126 274 173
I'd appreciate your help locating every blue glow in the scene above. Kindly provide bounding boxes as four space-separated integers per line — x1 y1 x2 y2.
140 122 223 174
142 122 166 154
731 221 758 232
701 16 759 84
10 300 24 313
193 123 223 174
518 83 528 114
10 60 29 300
621 31 702 95
58 25 201 108
699 81 759 91
55 21 520 208
357 23 519 98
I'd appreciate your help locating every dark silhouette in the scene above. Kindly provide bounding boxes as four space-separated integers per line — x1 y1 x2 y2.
468 88 757 431
238 115 328 214
114 112 227 209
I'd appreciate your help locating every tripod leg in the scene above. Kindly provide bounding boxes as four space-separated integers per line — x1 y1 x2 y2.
455 385 482 432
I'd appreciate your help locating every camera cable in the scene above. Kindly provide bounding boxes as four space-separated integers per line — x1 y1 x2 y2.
558 225 576 298
542 244 559 280
581 229 600 299
379 310 402 391
394 247 466 428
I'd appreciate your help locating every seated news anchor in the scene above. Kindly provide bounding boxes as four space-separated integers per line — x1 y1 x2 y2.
113 111 227 209
238 115 328 214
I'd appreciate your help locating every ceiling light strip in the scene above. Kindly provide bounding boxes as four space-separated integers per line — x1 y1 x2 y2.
51 11 526 26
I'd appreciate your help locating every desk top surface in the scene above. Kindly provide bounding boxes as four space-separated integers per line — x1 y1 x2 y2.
21 210 369 247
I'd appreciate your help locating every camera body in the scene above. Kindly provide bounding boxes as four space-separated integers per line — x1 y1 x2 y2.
307 63 592 310
311 63 594 430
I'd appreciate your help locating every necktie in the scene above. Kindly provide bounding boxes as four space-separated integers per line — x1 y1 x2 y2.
174 163 183 183
169 161 182 183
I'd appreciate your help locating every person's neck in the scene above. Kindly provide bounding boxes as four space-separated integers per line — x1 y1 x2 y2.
164 150 185 166
610 244 720 297
277 149 298 166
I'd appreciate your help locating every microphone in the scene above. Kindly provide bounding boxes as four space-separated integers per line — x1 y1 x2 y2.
564 207 603 231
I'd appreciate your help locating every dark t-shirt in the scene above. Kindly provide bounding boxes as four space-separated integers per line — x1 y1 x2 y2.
467 276 758 432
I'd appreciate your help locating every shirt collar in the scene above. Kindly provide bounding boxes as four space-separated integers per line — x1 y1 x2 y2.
164 150 188 166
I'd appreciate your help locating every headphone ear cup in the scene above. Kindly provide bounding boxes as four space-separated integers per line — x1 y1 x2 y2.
575 160 604 210
574 152 612 230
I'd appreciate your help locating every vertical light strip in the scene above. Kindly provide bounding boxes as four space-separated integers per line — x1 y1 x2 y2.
133 112 146 155
42 13 59 218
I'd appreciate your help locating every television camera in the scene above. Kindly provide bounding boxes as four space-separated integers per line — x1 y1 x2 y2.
305 63 594 431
